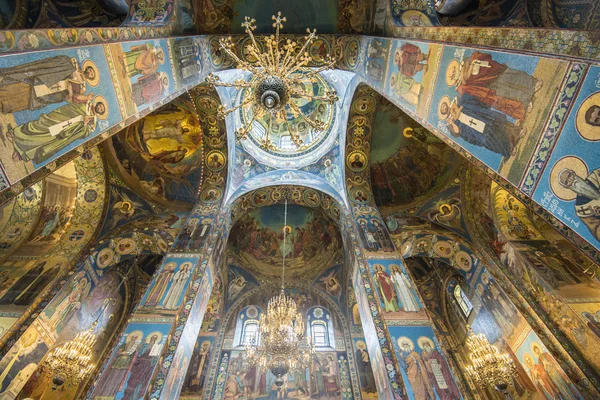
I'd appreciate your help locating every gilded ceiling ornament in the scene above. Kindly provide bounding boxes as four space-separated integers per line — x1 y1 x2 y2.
205 12 338 152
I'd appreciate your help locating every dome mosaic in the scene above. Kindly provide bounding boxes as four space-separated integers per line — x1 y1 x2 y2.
239 71 336 156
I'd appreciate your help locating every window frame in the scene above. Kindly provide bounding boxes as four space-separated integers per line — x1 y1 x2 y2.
310 320 329 348
453 284 473 319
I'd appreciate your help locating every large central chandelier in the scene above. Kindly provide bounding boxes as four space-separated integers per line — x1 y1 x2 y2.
246 200 314 386
465 327 516 395
205 12 338 150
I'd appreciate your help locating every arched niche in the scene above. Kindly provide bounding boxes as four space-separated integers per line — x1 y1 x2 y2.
202 282 362 399
102 92 205 211
401 233 590 399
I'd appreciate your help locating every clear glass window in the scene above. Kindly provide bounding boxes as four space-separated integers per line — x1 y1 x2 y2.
454 284 473 318
242 321 259 346
311 322 329 347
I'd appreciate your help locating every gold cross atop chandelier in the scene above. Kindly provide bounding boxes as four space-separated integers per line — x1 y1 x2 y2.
465 327 516 395
205 12 338 150
246 200 315 386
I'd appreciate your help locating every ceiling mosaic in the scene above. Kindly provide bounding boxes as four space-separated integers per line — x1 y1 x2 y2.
218 68 355 172
103 94 204 210
239 72 336 156
196 0 371 34
369 97 460 211
227 203 342 282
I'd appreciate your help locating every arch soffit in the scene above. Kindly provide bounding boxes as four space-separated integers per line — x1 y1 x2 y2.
400 233 484 279
226 182 348 229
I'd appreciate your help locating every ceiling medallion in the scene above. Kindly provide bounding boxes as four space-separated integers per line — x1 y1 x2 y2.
206 12 338 152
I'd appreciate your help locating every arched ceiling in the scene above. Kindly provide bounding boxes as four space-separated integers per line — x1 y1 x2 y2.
227 202 342 282
102 93 205 211
369 96 461 212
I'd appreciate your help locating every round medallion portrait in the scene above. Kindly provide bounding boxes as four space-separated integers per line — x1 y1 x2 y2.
347 150 367 172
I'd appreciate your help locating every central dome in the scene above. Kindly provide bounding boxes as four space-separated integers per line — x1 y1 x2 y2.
240 71 335 157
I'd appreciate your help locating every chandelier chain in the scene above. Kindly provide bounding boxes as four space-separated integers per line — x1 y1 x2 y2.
282 199 287 290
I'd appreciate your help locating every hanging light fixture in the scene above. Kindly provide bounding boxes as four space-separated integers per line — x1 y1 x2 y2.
41 266 132 390
44 322 98 389
245 199 315 386
205 12 338 150
465 327 516 396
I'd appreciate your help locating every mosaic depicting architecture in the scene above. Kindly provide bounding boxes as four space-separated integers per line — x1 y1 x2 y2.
0 2 598 400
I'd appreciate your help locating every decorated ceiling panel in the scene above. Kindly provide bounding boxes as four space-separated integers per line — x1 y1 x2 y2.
196 0 371 34
103 94 204 210
228 203 342 282
370 96 460 211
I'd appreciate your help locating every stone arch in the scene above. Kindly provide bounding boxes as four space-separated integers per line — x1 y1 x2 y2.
227 184 346 229
399 232 598 397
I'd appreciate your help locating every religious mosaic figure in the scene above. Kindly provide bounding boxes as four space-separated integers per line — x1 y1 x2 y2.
310 354 325 395
398 337 434 400
293 368 309 396
440 96 525 158
523 353 561 399
355 341 377 393
121 43 164 77
144 262 175 307
390 265 420 312
558 168 600 241
132 72 168 107
358 219 378 250
532 344 581 400
0 56 96 113
121 334 161 400
323 354 340 396
9 98 105 163
160 262 191 310
389 43 428 106
373 264 400 312
390 71 422 106
418 337 460 400
395 43 429 77
94 331 143 397
457 52 542 122
183 340 212 392
372 219 394 252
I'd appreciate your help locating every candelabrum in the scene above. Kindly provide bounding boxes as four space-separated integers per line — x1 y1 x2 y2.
205 12 338 151
246 289 315 386
465 327 516 397
44 322 98 389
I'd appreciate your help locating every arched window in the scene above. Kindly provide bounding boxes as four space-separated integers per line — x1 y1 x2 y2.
453 284 472 318
311 321 329 347
307 306 334 350
242 320 260 346
234 306 262 347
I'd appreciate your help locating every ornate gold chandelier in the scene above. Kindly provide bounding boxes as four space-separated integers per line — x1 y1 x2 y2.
205 12 338 150
246 200 314 386
44 323 97 388
465 327 516 395
42 267 130 389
